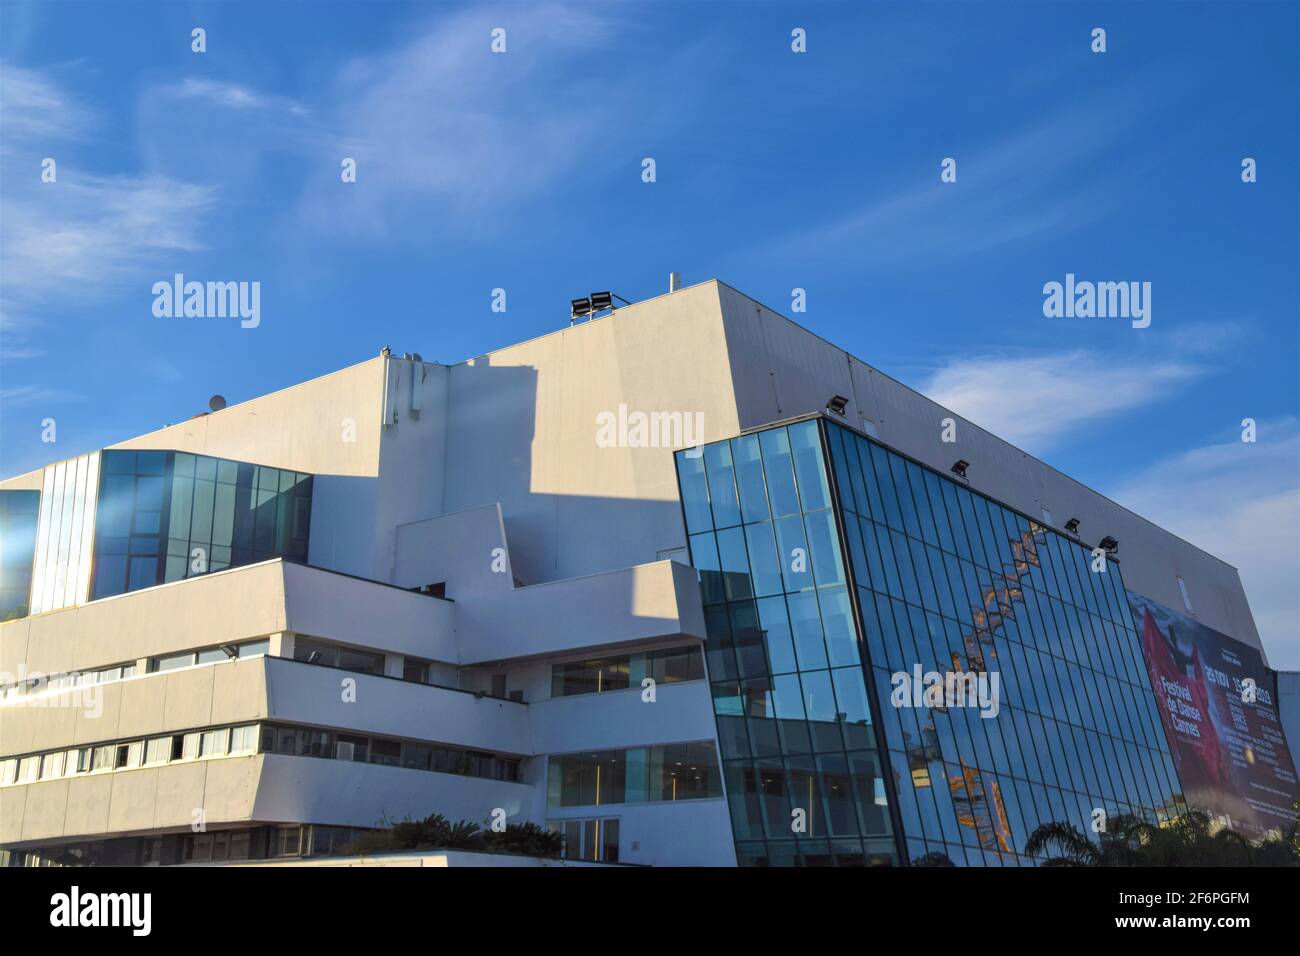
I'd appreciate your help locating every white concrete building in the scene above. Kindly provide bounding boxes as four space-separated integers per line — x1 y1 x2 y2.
0 280 1285 867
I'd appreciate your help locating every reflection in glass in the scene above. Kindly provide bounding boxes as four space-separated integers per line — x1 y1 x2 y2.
676 421 898 866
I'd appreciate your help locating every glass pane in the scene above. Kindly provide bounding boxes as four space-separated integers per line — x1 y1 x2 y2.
703 443 742 529
789 421 830 512
675 453 713 535
732 435 770 523
759 428 801 517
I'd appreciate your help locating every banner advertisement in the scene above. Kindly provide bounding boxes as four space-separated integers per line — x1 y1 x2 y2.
1128 591 1299 836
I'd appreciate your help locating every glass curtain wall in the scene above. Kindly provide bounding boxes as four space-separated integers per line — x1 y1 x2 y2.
824 420 1185 866
675 421 899 867
92 450 312 600
0 491 40 620
29 453 100 614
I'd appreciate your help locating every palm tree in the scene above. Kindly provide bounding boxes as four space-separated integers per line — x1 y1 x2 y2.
1023 821 1100 866
1024 803 1300 866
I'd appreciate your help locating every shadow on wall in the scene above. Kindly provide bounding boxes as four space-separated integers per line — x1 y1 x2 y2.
308 360 691 590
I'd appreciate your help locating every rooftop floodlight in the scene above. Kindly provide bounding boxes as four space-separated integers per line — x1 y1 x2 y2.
827 395 849 417
570 297 592 321
589 291 632 314
1064 517 1080 534
1099 535 1119 553
951 459 970 479
219 644 239 659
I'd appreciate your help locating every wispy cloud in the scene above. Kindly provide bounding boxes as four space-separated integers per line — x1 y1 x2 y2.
0 64 217 315
768 86 1167 268
1108 419 1300 670
0 61 97 143
165 77 307 116
918 349 1203 454
292 4 625 237
2 173 216 300
0 385 78 407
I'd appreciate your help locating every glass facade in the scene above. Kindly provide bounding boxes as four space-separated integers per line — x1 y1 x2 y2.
675 421 899 867
547 742 722 807
675 417 1186 867
823 420 1185 865
30 453 100 614
550 645 705 697
92 450 312 600
0 490 40 620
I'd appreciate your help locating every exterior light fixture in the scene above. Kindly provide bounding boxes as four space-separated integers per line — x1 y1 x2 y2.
588 291 631 314
1064 518 1080 534
219 644 239 659
1099 535 1119 553
951 459 970 479
570 297 592 321
827 395 849 417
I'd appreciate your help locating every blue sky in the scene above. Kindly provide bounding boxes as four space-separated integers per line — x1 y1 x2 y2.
1 1 1296 665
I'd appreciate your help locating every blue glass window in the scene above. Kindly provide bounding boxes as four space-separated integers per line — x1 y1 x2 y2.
676 421 899 867
91 450 313 600
823 421 1185 866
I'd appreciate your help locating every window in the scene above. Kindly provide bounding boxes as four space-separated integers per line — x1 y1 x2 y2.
238 639 270 658
151 651 194 673
335 735 368 762
3 722 521 789
294 638 384 675
551 647 703 697
338 646 384 675
491 672 508 698
39 751 65 780
651 646 705 684
547 743 722 808
144 736 171 766
199 729 229 758
91 745 115 773
552 818 620 863
230 725 256 754
402 743 433 771
294 638 337 666
297 729 334 758
403 658 430 683
274 826 304 857
93 450 313 603
370 739 401 767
